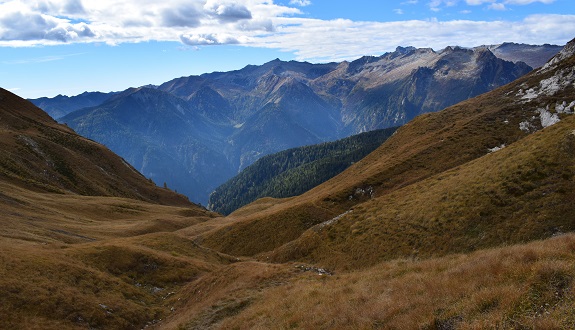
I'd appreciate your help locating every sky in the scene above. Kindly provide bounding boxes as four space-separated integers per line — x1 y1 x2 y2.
1 0 574 99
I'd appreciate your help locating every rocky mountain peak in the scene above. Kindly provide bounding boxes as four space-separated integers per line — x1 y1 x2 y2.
394 46 417 55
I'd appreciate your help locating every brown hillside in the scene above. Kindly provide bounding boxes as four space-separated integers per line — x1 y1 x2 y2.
200 39 575 263
0 88 191 206
0 88 228 329
267 114 575 269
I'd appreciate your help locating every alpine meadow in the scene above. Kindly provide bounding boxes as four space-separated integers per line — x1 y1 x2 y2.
2 0 575 329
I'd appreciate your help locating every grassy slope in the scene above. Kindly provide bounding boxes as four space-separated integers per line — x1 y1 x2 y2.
0 88 191 206
267 114 575 269
200 50 575 263
0 177 231 329
217 233 575 329
0 88 229 329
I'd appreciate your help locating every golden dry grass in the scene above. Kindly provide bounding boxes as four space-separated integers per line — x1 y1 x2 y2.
215 234 575 330
0 180 216 244
265 114 575 270
0 203 231 330
0 171 237 330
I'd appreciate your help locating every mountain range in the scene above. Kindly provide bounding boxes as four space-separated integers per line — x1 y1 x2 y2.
31 42 562 205
1 37 574 329
200 38 575 268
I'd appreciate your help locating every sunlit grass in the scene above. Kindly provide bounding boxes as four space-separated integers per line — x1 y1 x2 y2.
218 234 575 329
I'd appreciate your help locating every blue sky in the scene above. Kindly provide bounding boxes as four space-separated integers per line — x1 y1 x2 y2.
1 0 574 99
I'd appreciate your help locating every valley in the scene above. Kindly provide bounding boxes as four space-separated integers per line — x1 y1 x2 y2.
31 43 560 205
1 37 574 330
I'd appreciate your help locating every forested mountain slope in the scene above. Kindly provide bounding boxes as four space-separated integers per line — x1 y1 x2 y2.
209 127 398 215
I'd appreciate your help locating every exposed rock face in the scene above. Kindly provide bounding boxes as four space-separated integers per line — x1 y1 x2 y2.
514 37 575 135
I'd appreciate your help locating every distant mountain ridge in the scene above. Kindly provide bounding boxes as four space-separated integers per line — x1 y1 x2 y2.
31 42 562 204
487 42 562 68
31 91 118 119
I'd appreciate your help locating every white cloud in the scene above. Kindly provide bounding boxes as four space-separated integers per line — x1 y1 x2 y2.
204 1 253 23
161 4 203 27
394 9 405 15
429 0 461 10
0 0 573 63
180 33 248 45
250 14 575 62
0 0 301 46
465 0 493 5
289 0 312 6
0 2 94 43
489 2 507 10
